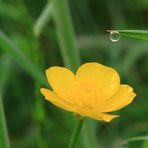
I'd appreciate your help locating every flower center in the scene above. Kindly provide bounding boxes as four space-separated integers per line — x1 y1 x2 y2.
70 80 104 109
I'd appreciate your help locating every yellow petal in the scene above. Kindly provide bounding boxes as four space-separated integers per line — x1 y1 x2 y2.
40 88 76 112
100 113 119 122
76 62 120 99
103 85 136 112
46 66 75 103
76 108 118 122
75 108 101 121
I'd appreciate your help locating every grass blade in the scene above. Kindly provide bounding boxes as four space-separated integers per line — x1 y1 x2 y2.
0 30 48 87
108 30 148 40
51 0 81 71
121 136 148 146
0 93 10 148
33 2 52 37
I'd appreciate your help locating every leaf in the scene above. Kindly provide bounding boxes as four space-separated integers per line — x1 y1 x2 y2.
108 30 148 40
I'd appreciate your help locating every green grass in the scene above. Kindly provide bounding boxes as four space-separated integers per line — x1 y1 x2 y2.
0 0 148 147
0 94 10 148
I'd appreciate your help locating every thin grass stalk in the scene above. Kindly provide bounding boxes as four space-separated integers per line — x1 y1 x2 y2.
0 93 10 148
0 30 48 87
51 0 97 147
33 2 52 37
51 0 80 72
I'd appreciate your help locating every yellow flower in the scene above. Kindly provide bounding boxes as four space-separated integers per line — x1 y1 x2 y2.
40 62 136 122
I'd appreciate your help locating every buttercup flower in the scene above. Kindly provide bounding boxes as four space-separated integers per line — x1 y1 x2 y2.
40 62 136 122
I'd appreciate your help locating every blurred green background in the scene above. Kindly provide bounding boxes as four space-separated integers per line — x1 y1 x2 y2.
0 0 148 148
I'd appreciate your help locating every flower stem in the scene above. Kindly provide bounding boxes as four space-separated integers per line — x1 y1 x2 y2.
68 117 85 148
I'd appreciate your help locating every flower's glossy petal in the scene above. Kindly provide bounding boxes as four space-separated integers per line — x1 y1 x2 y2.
76 62 120 99
100 113 119 122
46 66 75 103
75 108 101 121
76 108 118 122
40 88 76 112
103 85 136 112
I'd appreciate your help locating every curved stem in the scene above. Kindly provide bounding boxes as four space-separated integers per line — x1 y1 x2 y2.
68 118 85 148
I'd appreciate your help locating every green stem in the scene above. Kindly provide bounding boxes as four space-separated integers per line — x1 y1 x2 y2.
0 94 10 148
33 2 52 37
51 0 81 71
68 118 85 148
51 1 98 148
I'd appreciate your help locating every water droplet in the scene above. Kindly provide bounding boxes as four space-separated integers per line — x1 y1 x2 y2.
109 31 120 42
